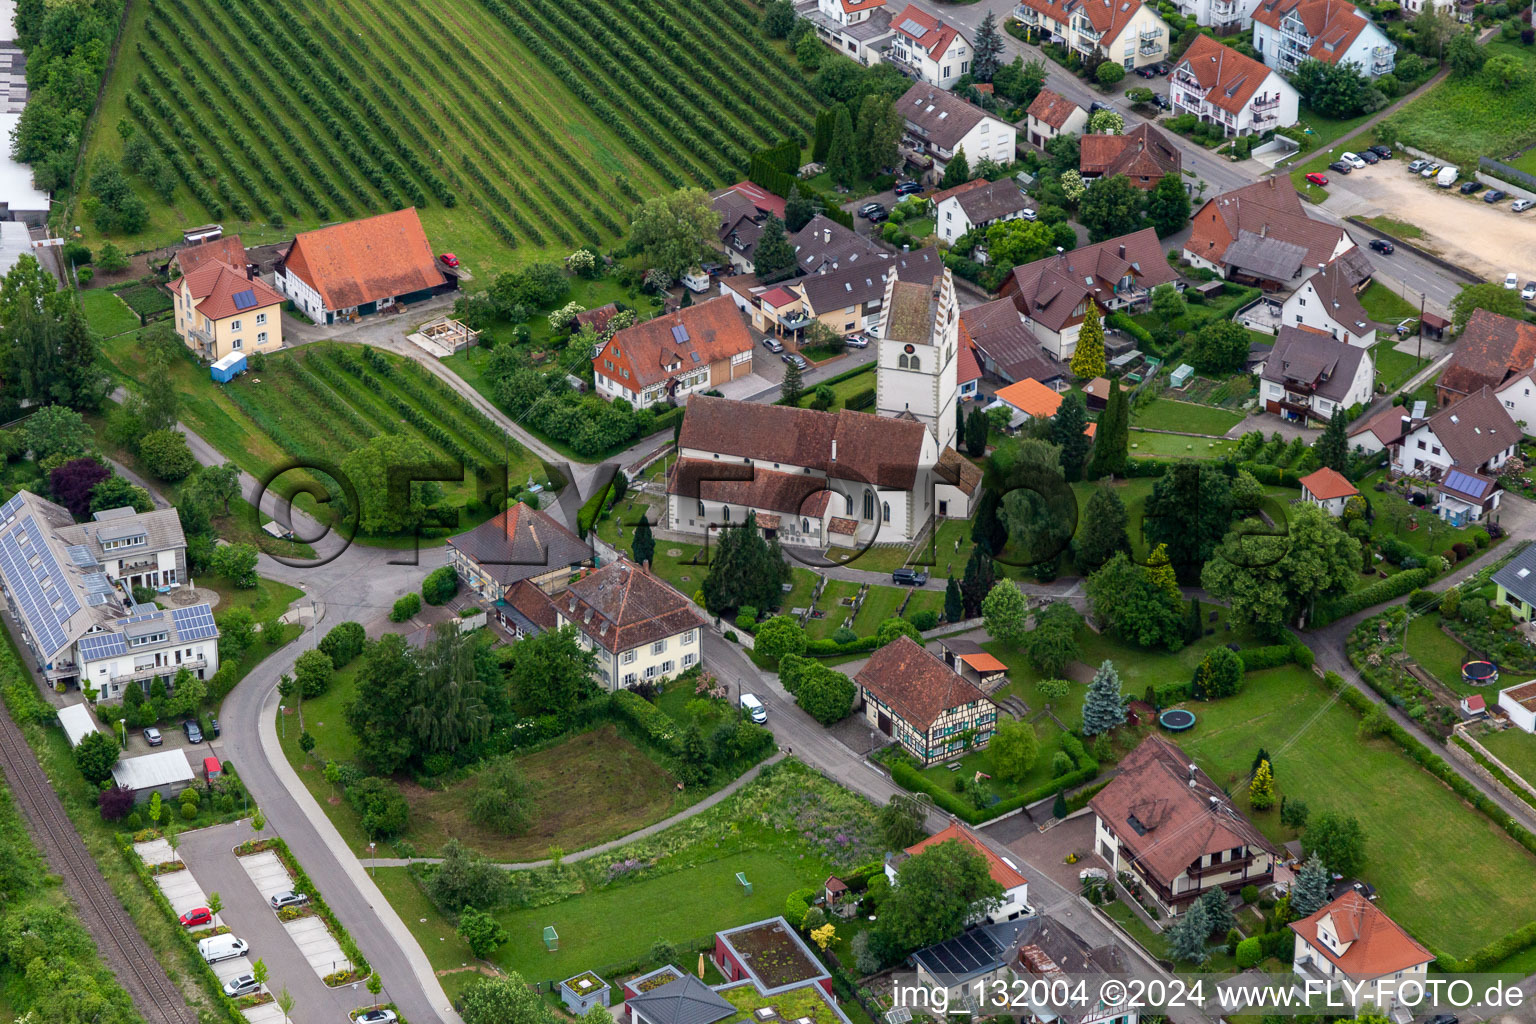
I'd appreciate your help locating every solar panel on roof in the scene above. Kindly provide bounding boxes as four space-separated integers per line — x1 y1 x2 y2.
1444 469 1488 498
171 604 219 642
231 288 258 311
78 632 127 661
900 17 928 34
671 324 689 344
66 545 96 568
0 516 76 657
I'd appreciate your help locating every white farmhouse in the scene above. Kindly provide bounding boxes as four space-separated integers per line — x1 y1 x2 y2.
1258 326 1374 424
932 178 1034 245
1289 893 1433 1014
592 297 754 410
1391 387 1520 526
1281 258 1375 348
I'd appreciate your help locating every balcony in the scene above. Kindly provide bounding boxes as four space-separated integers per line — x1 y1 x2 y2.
187 324 215 353
1013 5 1040 22
1174 71 1205 91
1211 0 1237 15
111 656 207 685
1251 94 1280 110
1139 33 1163 54
778 311 814 331
118 557 160 575
46 661 78 681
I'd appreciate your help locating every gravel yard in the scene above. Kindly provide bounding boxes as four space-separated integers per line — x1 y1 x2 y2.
1326 162 1536 284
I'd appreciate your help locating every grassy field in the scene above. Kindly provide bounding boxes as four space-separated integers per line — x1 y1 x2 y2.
1358 281 1420 323
80 288 143 337
1362 215 1427 241
92 325 544 539
1377 40 1536 169
915 722 1071 801
1177 665 1536 958
1372 342 1429 392
1404 612 1469 686
1128 429 1239 458
1476 726 1536 788
279 662 704 860
793 364 877 413
75 0 816 274
1131 399 1245 435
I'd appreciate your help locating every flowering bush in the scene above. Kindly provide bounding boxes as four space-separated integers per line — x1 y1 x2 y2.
548 301 585 332
566 248 599 277
693 670 727 700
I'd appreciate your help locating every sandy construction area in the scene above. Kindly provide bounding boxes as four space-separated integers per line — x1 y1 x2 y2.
1324 161 1536 284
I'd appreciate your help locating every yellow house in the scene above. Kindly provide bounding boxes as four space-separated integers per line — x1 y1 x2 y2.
172 259 285 361
550 558 708 691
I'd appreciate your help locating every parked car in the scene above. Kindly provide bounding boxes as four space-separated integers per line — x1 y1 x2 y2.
739 693 767 724
1152 61 1172 74
1368 145 1392 158
1421 164 1440 178
1328 161 1352 174
142 727 162 747
1515 198 1536 212
1368 238 1394 254
1425 1015 1459 1024
844 333 870 348
1089 100 1114 113
857 201 884 219
1134 64 1158 78
867 207 889 223
1524 282 1536 301
894 181 923 197
1020 208 1038 221
1305 172 1329 186
892 568 929 586
223 975 260 998
781 353 808 369
1505 272 1519 290
1407 158 1427 173
1340 152 1366 169
1460 180 1484 194
197 935 248 965
438 253 459 268
183 719 203 744
1361 151 1381 164
1152 92 1172 110
179 907 212 928
269 891 309 911
355 1012 398 1024
1485 189 1509 203
761 337 784 354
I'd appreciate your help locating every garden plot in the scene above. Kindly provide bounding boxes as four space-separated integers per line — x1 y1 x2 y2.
239 850 294 902
284 916 351 981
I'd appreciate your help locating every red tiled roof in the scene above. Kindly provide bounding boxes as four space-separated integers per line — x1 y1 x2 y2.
1186 177 1346 273
282 208 446 311
1349 403 1407 446
179 259 283 321
957 339 982 385
1252 0 1373 65
857 635 995 732
710 181 786 220
1026 88 1083 131
891 3 961 59
1442 307 1536 400
1175 35 1274 115
1090 734 1276 886
596 297 754 392
1016 0 1151 40
903 820 1028 891
176 235 246 276
576 303 620 334
1418 386 1520 470
669 459 834 518
840 0 887 12
1465 693 1486 711
759 287 799 309
505 580 560 632
1289 892 1433 977
1299 467 1357 501
556 558 705 655
1003 228 1176 333
996 378 1062 418
1079 125 1182 187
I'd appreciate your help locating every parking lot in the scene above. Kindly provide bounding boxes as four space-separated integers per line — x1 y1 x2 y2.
1325 159 1536 285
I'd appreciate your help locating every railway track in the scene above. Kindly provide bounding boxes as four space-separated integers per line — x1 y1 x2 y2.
0 710 197 1024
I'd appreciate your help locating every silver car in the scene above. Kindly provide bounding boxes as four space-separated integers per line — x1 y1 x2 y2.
844 333 870 348
1514 199 1535 213
269 890 309 911
223 974 260 998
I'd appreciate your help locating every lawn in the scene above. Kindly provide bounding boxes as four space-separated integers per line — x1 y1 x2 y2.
828 515 975 575
1128 430 1239 459
1371 342 1429 392
793 364 876 413
79 288 142 337
1404 613 1469 687
806 580 862 640
915 723 1071 802
1131 399 1245 436
1358 469 1488 556
74 0 817 273
1358 281 1420 323
1476 726 1536 789
203 576 305 622
1176 665 1536 958
1376 40 1536 169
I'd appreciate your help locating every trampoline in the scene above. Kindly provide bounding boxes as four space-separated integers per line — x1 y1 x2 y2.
1463 660 1499 686
1159 709 1196 731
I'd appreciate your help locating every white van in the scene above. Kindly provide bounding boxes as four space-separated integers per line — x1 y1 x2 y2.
740 693 766 724
198 934 249 964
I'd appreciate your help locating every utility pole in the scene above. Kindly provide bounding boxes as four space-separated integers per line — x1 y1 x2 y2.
1418 292 1426 365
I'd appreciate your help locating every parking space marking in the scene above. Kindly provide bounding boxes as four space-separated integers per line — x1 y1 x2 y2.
154 867 211 919
283 916 351 980
238 851 293 902
132 838 175 866
209 955 254 984
240 1001 286 1024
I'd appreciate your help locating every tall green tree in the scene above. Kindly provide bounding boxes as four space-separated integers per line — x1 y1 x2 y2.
702 511 790 614
960 544 998 617
1076 486 1129 573
827 105 858 187
1146 172 1191 237
752 214 796 281
857 94 904 176
1021 601 1082 675
1165 899 1211 964
340 433 435 535
631 514 655 566
1086 553 1185 650
995 437 1075 569
981 580 1029 646
1069 305 1107 379
780 353 804 406
1316 408 1349 471
460 973 550 1024
970 488 1006 555
784 185 816 232
878 793 930 849
944 575 964 622
1049 391 1092 481
1291 58 1372 118
345 634 421 774
1290 852 1331 917
964 405 989 456
1302 811 1366 877
1446 29 1486 77
972 11 1005 82
0 253 63 325
1189 318 1251 375
812 109 836 163
630 188 719 279
1144 461 1233 581
55 303 107 411
989 718 1039 782
938 147 971 189
1451 282 1525 332
1201 503 1360 634
73 730 119 784
875 838 1004 955
1081 659 1126 735
505 625 598 720
409 626 492 757
1084 381 1128 479
1078 175 1144 243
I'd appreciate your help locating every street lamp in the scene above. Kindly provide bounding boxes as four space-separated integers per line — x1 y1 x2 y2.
279 704 286 739
368 842 376 877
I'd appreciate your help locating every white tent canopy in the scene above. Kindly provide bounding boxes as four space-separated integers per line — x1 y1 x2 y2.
57 702 100 748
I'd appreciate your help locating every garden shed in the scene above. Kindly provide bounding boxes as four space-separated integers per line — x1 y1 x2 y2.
111 749 195 803
559 972 610 1014
57 702 100 748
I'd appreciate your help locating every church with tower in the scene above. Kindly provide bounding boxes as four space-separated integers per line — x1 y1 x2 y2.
664 267 980 552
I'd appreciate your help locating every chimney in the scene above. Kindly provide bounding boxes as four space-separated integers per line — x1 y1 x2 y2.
1208 795 1220 810
1118 244 1126 259
824 228 831 245
1401 415 1411 436
1187 763 1197 781
831 439 838 461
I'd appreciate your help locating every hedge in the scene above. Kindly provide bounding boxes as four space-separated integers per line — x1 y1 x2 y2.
609 688 680 754
887 734 1100 824
845 388 876 411
1238 632 1310 672
1237 461 1304 488
1313 567 1436 624
1066 777 1112 814
1107 311 1153 345
816 363 876 390
1318 670 1536 971
805 635 881 657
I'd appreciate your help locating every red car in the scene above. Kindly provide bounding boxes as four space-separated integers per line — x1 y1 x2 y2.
439 253 459 268
180 907 212 928
1305 172 1329 186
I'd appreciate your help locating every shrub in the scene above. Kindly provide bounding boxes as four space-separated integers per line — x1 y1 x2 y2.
180 802 198 820
318 621 366 669
99 786 134 821
137 429 199 482
1240 884 1259 904
910 610 939 631
1235 936 1263 969
390 593 421 622
421 566 458 606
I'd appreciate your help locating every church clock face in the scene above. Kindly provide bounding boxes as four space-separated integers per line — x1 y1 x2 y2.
903 344 915 354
